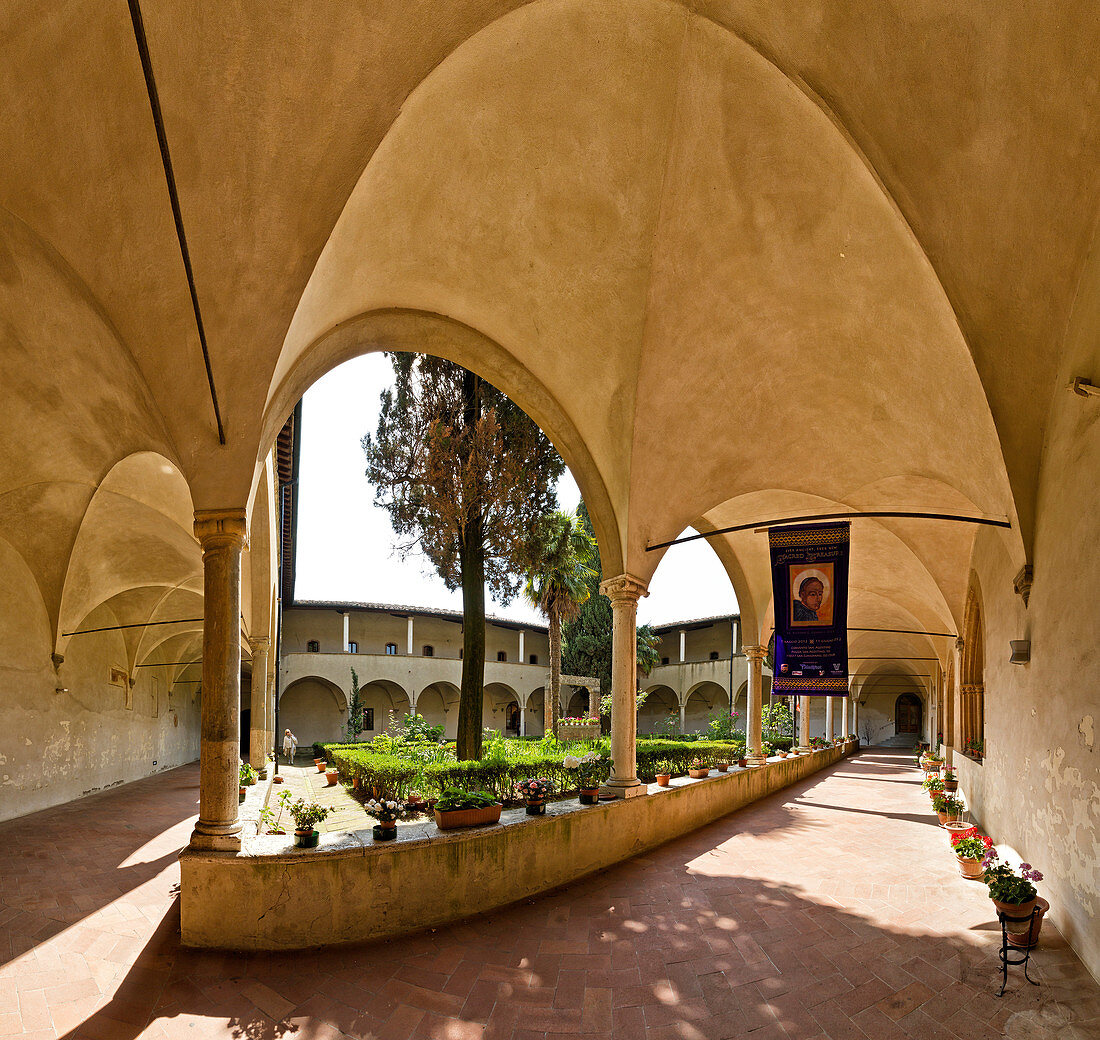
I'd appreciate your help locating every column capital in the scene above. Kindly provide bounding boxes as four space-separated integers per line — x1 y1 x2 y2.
743 644 768 662
249 636 271 654
194 508 248 550
599 573 649 605
955 637 965 654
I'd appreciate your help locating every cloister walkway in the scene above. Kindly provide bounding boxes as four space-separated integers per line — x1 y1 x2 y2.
1 749 1097 1040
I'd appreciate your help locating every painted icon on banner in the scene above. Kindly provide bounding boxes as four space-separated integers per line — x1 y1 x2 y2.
769 522 850 696
790 564 834 626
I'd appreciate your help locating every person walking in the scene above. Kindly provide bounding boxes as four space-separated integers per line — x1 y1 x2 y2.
282 728 298 764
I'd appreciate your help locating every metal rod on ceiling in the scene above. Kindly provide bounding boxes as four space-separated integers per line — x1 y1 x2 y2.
766 626 957 638
646 510 1011 552
62 618 205 637
126 0 226 445
850 657 940 661
134 659 201 668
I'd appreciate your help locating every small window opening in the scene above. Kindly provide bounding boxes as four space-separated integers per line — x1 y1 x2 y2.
307 640 319 653
422 645 434 657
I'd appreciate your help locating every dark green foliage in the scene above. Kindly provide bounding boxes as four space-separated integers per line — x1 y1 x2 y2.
362 353 564 761
634 739 746 780
436 788 498 811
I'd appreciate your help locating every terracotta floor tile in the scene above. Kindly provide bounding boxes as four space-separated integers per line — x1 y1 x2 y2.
1 754 1098 1040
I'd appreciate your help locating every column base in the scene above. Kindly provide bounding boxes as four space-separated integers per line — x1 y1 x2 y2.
745 754 767 767
189 822 243 853
600 779 648 800
795 746 813 755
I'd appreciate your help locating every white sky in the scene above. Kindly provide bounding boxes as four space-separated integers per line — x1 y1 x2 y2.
294 354 739 628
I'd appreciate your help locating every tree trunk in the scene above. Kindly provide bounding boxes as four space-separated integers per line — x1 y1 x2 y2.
457 371 485 762
546 608 561 738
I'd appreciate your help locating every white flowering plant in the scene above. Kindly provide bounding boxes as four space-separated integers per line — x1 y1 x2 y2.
564 751 611 789
366 798 401 823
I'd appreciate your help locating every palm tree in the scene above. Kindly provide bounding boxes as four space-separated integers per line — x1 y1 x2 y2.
524 510 597 736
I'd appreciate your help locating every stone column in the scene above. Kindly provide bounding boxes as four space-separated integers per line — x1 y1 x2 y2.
249 637 270 775
599 574 648 799
825 696 834 743
841 693 849 739
678 701 686 734
851 692 858 740
744 645 767 765
951 637 964 763
407 616 414 655
797 695 811 752
190 509 247 852
519 703 526 737
518 629 525 664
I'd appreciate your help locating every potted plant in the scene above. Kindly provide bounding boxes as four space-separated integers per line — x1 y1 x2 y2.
941 794 966 824
434 788 502 830
922 774 945 798
568 752 610 804
950 827 993 879
239 762 257 802
736 752 747 768
688 759 710 779
715 760 729 772
982 849 1044 938
315 759 327 773
964 738 984 760
760 741 774 759
654 758 672 787
516 777 553 816
288 798 333 848
942 769 959 793
366 797 401 840
324 766 339 787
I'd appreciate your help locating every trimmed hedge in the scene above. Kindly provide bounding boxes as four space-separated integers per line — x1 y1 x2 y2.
321 736 748 797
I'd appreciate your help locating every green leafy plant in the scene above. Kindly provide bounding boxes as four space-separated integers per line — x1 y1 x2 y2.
239 763 258 786
950 828 993 860
943 795 966 815
706 710 740 741
922 775 945 793
288 799 333 832
436 787 497 812
982 849 1043 904
759 740 774 758
515 777 553 801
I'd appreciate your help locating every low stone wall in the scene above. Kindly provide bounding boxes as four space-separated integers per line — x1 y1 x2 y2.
180 742 856 949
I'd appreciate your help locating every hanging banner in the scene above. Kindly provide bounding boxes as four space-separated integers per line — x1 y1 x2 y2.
770 522 850 695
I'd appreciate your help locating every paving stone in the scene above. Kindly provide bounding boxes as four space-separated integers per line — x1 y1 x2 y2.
1 753 1098 1039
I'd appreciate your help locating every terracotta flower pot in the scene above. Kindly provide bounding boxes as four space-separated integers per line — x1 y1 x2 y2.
944 822 971 844
956 854 983 879
325 769 338 786
1007 896 1049 948
434 804 502 830
688 768 709 779
525 799 546 816
936 811 948 824
737 758 747 768
273 775 284 784
943 779 958 792
716 763 729 772
993 896 1038 934
655 774 671 787
316 761 327 773
579 788 599 805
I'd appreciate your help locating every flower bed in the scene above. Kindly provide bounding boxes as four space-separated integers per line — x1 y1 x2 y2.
321 735 748 802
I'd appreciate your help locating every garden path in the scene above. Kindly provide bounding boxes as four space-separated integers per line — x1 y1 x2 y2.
1 749 1097 1040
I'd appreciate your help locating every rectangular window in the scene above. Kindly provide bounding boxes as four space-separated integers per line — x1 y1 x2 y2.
497 651 507 662
661 656 670 666
529 654 538 665
347 641 358 654
385 643 397 654
364 707 374 730
307 640 319 653
422 645 434 657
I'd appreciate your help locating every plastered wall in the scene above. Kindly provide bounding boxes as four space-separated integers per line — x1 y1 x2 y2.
0 553 202 823
961 387 1100 982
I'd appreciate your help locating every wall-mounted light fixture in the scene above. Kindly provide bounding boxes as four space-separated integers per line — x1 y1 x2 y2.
1009 640 1031 665
1070 377 1100 398
55 686 68 694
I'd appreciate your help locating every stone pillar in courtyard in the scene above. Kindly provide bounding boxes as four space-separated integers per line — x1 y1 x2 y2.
249 637 270 774
679 701 686 734
841 693 849 739
600 574 648 799
851 693 859 741
797 695 811 752
744 645 767 765
825 696 834 742
190 509 247 852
